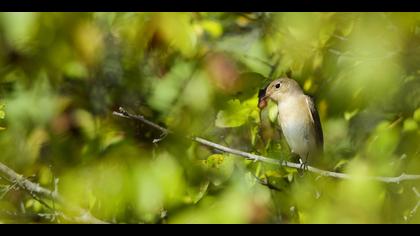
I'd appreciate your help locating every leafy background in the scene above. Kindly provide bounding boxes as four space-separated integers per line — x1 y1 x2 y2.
0 12 420 223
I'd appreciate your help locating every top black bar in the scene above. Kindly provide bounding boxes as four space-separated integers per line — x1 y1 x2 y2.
2 0 420 12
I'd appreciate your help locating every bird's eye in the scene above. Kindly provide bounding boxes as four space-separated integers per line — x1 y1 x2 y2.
275 83 280 88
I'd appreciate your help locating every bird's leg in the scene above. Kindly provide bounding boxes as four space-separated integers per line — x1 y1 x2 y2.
298 158 304 176
298 154 309 176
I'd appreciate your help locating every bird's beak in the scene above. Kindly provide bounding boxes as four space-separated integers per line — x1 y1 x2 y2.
258 95 269 109
258 88 269 109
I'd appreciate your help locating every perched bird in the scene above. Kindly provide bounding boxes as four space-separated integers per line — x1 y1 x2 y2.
258 78 323 169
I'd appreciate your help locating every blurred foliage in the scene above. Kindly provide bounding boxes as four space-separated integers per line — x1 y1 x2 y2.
0 12 420 223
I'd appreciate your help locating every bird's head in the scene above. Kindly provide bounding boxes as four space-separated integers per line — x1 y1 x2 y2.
258 78 302 109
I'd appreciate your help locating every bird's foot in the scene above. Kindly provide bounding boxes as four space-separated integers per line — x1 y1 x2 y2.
297 159 308 177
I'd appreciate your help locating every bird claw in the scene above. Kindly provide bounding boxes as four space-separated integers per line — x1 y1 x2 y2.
297 159 308 177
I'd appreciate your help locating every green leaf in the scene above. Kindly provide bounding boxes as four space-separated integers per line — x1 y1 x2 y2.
215 98 259 128
403 118 418 132
204 154 235 186
264 170 282 178
0 110 5 119
1 12 38 51
192 181 209 204
216 110 247 128
334 159 349 171
234 72 266 101
38 165 53 186
366 121 399 160
100 131 124 151
287 173 294 182
413 108 420 122
206 154 224 168
88 190 97 211
268 102 278 123
200 20 223 38
344 109 359 121
74 109 96 140
250 125 259 146
157 13 196 57
64 61 88 79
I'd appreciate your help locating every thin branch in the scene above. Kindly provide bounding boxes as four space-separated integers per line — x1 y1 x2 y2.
113 107 420 184
250 172 282 192
0 162 107 224
192 137 420 183
113 107 169 143
405 187 420 221
0 182 18 200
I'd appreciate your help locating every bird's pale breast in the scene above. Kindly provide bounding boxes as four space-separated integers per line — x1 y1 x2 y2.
277 95 317 161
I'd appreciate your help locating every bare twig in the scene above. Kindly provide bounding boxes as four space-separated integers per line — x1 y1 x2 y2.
0 162 106 224
250 172 282 192
405 187 420 221
113 107 169 143
193 137 420 183
0 182 18 200
113 107 420 184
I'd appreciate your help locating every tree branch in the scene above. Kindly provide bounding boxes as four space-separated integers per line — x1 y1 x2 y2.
113 107 420 184
0 162 107 224
113 107 169 143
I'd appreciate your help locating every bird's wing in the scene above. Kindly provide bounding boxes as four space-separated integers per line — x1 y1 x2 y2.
305 95 324 149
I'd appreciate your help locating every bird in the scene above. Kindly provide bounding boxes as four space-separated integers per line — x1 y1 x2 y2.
258 77 323 170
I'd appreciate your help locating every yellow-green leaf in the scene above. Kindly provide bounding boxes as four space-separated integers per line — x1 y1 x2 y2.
206 154 224 168
201 20 223 38
414 108 420 122
215 98 259 128
403 118 418 132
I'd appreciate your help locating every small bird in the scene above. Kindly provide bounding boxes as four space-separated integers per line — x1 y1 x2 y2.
258 78 323 169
